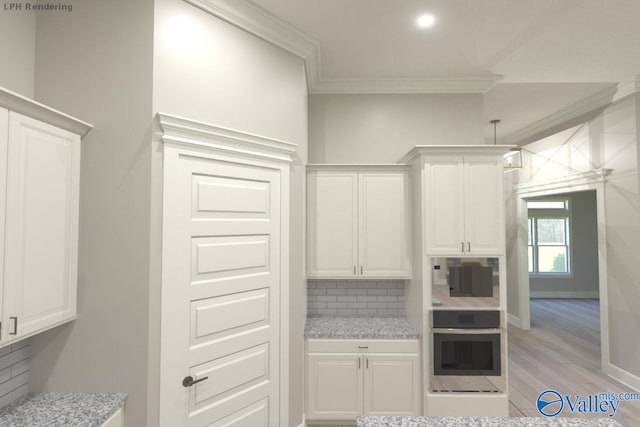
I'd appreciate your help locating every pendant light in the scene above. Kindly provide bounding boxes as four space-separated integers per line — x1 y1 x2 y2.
490 119 522 171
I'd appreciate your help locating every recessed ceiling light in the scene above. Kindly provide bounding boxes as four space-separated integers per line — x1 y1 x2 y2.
417 14 436 28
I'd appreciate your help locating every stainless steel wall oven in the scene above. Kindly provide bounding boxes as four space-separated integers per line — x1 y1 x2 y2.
430 310 505 393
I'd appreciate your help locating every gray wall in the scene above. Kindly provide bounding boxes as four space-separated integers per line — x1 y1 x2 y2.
0 4 35 97
151 1 308 425
308 93 484 163
28 1 155 426
529 190 599 298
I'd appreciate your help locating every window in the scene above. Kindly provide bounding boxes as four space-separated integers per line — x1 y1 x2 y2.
528 199 571 275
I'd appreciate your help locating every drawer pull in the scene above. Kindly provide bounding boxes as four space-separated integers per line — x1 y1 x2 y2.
9 317 17 335
358 346 369 349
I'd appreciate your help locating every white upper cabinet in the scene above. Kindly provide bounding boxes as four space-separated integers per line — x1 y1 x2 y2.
0 88 91 346
424 155 504 255
307 166 411 279
415 148 506 256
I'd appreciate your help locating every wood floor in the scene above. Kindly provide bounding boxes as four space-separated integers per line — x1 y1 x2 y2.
508 299 640 425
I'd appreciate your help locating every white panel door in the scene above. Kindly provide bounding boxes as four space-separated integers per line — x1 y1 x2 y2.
424 157 464 255
363 354 420 416
307 354 362 420
359 172 411 277
3 112 79 341
160 149 281 427
464 157 504 255
307 171 358 277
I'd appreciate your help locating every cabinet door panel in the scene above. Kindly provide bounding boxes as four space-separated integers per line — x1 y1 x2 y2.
307 172 358 277
307 354 362 420
3 113 79 341
364 354 420 416
424 158 464 255
359 172 410 277
464 158 504 254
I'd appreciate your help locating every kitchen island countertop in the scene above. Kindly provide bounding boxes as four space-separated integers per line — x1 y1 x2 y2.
357 416 623 427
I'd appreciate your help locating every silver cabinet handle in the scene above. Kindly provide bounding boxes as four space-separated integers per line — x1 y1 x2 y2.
182 375 208 387
360 266 363 274
366 358 369 369
467 242 471 252
9 317 17 335
353 266 356 275
358 346 369 349
358 358 361 369
461 242 465 252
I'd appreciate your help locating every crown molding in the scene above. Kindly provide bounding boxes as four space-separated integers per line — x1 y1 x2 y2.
183 0 502 94
500 85 618 146
515 168 612 195
183 0 321 86
399 144 515 164
0 86 92 137
157 112 297 163
309 76 502 94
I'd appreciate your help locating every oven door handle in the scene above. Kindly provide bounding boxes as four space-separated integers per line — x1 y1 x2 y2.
431 328 503 334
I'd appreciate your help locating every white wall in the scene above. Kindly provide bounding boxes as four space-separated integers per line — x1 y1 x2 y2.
506 94 640 380
28 1 155 426
308 94 484 163
0 5 35 97
152 1 308 425
529 190 599 297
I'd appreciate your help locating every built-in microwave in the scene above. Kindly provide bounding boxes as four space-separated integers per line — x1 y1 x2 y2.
431 257 499 308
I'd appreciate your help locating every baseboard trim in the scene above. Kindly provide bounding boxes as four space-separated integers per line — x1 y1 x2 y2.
530 291 599 299
604 362 640 393
507 313 523 329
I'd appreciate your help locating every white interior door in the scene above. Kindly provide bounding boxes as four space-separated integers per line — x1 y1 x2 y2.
3 112 79 341
161 147 281 427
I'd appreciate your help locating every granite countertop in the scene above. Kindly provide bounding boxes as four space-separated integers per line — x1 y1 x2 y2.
0 393 128 426
357 416 623 427
305 316 420 339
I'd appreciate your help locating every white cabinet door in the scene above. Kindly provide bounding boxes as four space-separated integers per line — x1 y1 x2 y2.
3 112 79 341
464 157 504 255
307 354 362 420
363 354 420 416
424 157 465 255
359 172 411 277
307 172 358 277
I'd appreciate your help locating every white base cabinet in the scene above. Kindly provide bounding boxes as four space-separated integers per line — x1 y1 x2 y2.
0 88 91 346
307 165 411 279
306 340 420 422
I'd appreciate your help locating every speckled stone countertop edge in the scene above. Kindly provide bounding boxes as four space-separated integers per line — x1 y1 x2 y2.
305 316 421 339
356 416 624 427
0 392 128 427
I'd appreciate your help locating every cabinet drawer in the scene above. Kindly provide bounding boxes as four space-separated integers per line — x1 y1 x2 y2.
307 339 419 353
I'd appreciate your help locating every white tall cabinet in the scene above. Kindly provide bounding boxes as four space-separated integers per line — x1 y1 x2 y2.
0 88 91 346
400 145 513 418
307 165 411 279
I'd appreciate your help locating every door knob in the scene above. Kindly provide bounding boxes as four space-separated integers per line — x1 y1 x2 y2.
182 375 208 387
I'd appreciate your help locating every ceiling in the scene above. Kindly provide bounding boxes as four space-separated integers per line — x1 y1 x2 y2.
248 0 640 143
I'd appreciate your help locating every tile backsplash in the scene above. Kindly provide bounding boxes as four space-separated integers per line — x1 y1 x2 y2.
0 339 30 409
308 279 405 316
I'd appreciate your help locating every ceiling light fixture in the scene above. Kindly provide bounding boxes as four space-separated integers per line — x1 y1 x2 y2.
490 119 522 171
417 14 436 28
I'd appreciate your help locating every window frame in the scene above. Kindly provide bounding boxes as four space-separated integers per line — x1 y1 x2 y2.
527 198 573 278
